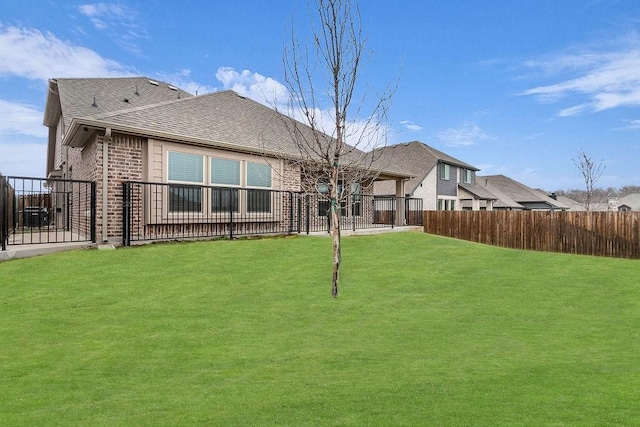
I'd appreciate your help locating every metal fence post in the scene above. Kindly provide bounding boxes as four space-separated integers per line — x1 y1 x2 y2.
122 182 130 246
90 181 97 243
305 194 310 234
297 194 302 234
288 191 294 234
1 174 7 251
229 187 234 239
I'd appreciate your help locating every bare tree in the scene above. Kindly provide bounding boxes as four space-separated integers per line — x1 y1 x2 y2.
573 150 606 211
282 0 395 297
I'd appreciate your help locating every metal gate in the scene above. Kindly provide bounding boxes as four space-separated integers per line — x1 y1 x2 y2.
1 175 96 250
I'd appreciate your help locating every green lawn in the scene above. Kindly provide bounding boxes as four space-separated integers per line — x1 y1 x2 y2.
1 232 639 426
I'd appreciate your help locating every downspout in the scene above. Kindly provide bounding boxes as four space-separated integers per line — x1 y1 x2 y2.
435 160 441 210
102 128 111 243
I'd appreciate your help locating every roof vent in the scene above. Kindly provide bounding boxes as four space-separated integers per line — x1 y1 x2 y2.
168 85 178 91
92 97 98 107
135 84 140 95
148 80 159 86
123 98 130 103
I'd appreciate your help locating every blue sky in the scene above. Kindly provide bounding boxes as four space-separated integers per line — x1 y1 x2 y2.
1 0 640 191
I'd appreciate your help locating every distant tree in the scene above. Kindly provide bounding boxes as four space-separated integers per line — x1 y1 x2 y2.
282 0 395 297
572 150 606 211
619 185 640 197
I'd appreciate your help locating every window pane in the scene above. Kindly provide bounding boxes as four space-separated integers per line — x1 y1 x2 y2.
247 163 271 187
168 152 203 183
211 158 240 186
464 169 472 184
440 164 450 180
351 183 361 216
169 185 201 212
212 188 239 212
247 189 271 213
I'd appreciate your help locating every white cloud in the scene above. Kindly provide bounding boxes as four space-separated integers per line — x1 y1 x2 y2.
521 42 640 115
155 69 216 96
78 3 149 55
437 122 488 146
214 66 391 150
215 66 291 108
0 26 133 80
400 120 423 131
0 100 46 137
78 3 128 22
618 118 640 130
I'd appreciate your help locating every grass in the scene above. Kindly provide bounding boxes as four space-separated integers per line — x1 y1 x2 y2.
1 232 639 426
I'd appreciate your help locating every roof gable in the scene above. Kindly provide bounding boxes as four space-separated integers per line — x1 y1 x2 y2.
371 141 479 195
618 193 640 211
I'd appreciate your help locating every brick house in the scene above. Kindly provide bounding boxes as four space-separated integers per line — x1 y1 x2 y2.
43 77 410 244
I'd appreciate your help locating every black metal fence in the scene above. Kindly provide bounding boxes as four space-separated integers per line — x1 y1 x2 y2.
0 176 96 249
122 181 423 245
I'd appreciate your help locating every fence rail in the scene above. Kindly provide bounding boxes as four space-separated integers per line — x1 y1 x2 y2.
0 176 96 249
424 210 640 259
123 181 423 245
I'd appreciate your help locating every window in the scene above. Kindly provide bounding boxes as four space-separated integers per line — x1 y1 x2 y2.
246 162 272 213
211 158 240 212
211 187 238 212
317 181 361 217
169 152 203 183
166 151 275 216
169 185 202 212
211 158 240 186
440 163 450 180
438 198 456 211
463 169 472 184
168 152 203 212
351 183 361 216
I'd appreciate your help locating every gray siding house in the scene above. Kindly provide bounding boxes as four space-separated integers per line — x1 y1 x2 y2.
372 141 496 210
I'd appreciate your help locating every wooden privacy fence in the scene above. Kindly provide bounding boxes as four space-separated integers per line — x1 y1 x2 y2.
424 210 640 259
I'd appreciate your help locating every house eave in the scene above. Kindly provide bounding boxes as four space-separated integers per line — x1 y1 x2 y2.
63 119 412 181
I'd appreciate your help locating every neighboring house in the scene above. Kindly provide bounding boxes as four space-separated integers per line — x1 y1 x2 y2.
617 193 640 212
43 77 409 244
552 195 587 211
372 141 495 210
553 194 618 211
477 175 567 211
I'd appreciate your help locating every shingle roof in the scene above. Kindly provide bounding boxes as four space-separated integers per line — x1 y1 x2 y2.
55 80 409 179
371 141 479 195
555 195 586 211
478 175 567 209
46 77 192 132
475 178 525 209
458 183 497 200
617 193 640 211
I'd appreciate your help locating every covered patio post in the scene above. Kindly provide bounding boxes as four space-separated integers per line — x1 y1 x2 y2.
395 179 406 226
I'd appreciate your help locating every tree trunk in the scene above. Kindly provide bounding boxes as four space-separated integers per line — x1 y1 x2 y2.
331 199 341 297
330 166 341 298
